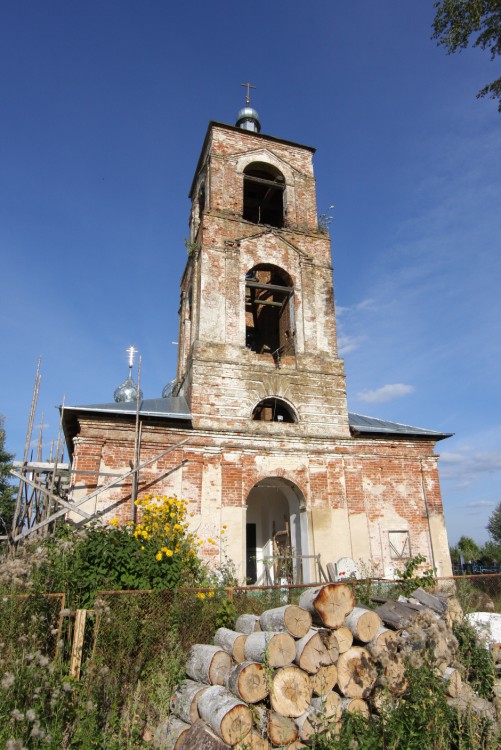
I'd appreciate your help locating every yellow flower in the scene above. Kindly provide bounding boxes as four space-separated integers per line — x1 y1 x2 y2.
155 551 163 561
208 591 215 598
196 592 206 600
162 547 174 557
108 518 119 527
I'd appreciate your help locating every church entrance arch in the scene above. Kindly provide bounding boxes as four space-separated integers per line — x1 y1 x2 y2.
245 477 310 585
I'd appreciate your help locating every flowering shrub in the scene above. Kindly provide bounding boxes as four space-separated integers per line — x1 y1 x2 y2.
26 495 210 607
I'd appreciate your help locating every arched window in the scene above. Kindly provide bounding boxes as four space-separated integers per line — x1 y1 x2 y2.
245 264 295 362
252 398 297 423
243 162 285 228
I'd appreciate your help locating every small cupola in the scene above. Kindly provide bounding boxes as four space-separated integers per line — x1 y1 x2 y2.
114 346 143 403
236 82 261 132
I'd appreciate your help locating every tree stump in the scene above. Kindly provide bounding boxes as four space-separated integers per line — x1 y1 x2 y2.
225 661 268 704
244 631 296 668
310 664 338 696
214 628 248 663
337 646 377 698
344 607 382 643
299 584 355 628
197 686 253 747
170 679 208 724
269 665 313 717
259 605 312 638
186 645 233 686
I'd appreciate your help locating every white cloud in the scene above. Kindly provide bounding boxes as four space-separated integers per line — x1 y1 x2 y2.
338 334 365 355
440 449 501 488
357 383 415 403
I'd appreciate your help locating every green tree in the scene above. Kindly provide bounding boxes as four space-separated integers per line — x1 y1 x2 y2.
486 499 501 543
0 417 15 536
432 0 501 111
458 535 480 562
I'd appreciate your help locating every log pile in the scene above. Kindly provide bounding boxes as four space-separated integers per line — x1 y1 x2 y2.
154 584 494 749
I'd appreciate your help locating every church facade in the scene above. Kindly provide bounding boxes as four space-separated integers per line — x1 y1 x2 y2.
62 109 453 583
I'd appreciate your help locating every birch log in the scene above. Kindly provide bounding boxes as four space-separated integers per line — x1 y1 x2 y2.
366 626 399 657
314 628 340 663
269 665 313 717
341 697 370 717
337 647 377 698
332 626 353 654
197 686 253 747
181 720 233 750
235 614 261 634
257 708 298 747
186 645 233 686
299 584 355 628
225 661 268 703
259 605 311 638
234 729 270 750
294 707 320 743
442 667 462 698
170 679 208 724
382 658 408 696
153 717 190 750
214 628 248 663
344 607 382 643
310 664 338 696
294 630 332 674
311 691 342 722
244 631 296 668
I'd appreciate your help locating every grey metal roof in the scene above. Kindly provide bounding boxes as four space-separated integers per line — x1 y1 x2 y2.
348 412 452 441
63 396 192 420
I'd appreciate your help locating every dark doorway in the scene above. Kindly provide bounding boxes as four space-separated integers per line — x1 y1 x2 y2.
246 523 257 584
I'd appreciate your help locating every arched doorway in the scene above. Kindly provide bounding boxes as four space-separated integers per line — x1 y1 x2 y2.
245 477 310 585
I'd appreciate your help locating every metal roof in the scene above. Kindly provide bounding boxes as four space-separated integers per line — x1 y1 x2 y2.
348 412 452 441
62 400 450 440
63 396 192 420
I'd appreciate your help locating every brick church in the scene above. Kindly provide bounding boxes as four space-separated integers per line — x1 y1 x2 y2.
62 104 453 584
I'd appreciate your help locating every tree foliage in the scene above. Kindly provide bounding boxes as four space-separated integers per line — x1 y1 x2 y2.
432 0 501 110
457 535 480 561
486 499 501 542
0 416 15 536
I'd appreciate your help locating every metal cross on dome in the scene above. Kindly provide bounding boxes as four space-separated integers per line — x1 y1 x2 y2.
126 345 138 370
241 82 256 106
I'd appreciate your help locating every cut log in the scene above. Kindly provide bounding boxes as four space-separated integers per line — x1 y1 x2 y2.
332 626 353 654
214 628 248 663
153 717 190 750
225 661 268 704
235 614 261 634
269 665 313 717
442 667 462 698
294 629 332 673
181 720 231 750
234 729 270 750
344 607 382 643
310 663 338 696
366 626 398 657
337 646 377 698
186 645 233 686
294 708 320 743
375 601 416 630
244 631 296 668
382 658 408 696
299 584 355 628
340 697 370 717
170 679 209 724
310 691 342 722
197 686 253 747
259 605 312 638
254 706 298 747
410 588 447 616
314 628 340 663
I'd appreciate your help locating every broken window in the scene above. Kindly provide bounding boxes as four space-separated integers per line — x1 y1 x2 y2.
245 264 295 362
243 162 285 228
388 530 411 560
252 398 297 423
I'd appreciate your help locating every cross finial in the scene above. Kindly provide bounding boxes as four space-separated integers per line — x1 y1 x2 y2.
241 82 256 106
126 345 138 370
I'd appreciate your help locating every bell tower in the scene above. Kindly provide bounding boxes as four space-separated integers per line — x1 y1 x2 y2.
176 103 350 439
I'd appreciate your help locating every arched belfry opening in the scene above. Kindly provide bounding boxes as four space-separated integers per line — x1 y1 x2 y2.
243 162 285 228
245 264 295 362
252 398 297 423
245 478 310 585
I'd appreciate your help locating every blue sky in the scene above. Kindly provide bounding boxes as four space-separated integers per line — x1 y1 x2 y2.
1 1 500 546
